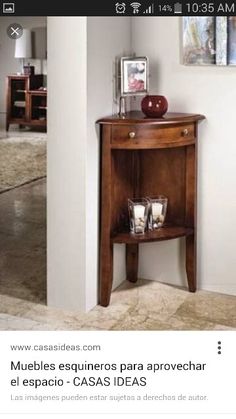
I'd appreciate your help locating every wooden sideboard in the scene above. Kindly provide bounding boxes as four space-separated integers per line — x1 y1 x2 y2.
6 75 47 131
97 111 205 307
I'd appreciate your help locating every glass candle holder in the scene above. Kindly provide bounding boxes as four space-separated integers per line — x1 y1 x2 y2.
147 196 168 230
128 198 149 234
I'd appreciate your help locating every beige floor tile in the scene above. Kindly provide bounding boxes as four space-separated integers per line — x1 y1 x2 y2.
0 313 53 331
175 290 236 328
84 303 131 330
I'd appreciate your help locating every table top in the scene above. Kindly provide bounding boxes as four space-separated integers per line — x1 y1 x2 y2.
97 111 205 126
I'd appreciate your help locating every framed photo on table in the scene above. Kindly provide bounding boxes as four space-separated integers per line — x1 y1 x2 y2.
120 56 149 96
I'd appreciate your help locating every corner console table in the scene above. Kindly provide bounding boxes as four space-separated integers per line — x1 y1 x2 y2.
97 111 205 307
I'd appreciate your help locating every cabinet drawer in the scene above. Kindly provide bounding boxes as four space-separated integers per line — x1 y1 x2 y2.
111 124 195 148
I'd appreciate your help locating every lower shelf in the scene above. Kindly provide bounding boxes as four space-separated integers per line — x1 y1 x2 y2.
111 225 194 244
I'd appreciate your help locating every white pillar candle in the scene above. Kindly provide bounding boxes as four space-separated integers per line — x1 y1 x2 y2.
152 202 162 217
134 204 145 219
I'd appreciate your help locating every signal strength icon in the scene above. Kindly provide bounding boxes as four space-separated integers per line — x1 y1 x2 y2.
143 3 154 14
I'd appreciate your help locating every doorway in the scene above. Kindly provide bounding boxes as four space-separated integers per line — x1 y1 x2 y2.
0 17 47 304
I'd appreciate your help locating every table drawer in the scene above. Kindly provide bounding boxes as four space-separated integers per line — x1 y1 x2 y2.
111 124 195 148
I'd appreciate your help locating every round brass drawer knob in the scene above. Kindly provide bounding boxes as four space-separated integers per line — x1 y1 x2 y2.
182 128 189 137
128 131 136 139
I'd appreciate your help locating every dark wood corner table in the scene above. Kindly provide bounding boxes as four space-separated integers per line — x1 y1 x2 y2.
97 111 205 307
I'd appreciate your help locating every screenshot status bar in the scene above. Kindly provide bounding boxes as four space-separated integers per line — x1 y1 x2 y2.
0 1 236 16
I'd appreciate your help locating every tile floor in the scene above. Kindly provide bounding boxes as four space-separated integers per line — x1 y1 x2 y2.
0 169 236 331
1 279 236 331
0 179 46 304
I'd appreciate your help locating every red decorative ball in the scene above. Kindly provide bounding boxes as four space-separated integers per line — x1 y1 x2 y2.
141 95 168 118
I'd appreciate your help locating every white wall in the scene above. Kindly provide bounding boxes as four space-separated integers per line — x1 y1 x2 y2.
0 16 47 128
47 17 87 311
47 17 131 311
86 17 131 308
132 17 236 296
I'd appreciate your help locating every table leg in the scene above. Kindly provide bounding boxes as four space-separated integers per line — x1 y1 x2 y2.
99 125 113 307
100 242 114 307
186 234 196 292
126 244 139 283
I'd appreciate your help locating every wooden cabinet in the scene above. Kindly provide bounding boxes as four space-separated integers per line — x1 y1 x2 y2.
6 75 47 131
28 90 47 127
97 111 205 307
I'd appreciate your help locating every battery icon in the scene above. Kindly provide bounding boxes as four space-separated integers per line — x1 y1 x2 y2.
174 2 182 14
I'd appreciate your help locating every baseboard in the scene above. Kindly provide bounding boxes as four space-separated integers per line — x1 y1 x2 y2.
0 112 6 130
200 284 236 297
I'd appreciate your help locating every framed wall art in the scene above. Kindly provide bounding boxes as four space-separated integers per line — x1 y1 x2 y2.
183 17 236 66
228 17 236 64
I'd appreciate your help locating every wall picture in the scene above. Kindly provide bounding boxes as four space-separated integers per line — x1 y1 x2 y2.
183 17 216 65
228 17 236 64
120 57 148 96
183 17 236 66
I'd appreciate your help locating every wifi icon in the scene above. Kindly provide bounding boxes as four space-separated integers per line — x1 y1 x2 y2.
130 2 141 13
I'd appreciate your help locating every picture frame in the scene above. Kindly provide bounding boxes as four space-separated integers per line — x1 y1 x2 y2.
183 17 216 65
228 17 236 65
183 17 236 66
120 56 149 96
